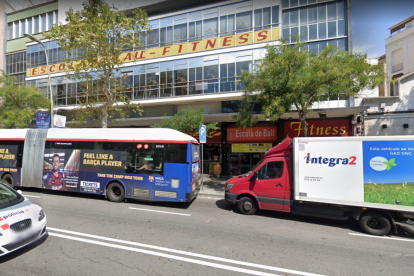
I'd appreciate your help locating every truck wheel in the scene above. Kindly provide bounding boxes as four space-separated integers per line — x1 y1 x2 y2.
238 197 257 215
2 174 14 189
106 182 125 203
358 212 391 236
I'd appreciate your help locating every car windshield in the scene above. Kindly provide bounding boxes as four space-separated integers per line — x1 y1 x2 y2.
0 183 21 209
243 160 264 177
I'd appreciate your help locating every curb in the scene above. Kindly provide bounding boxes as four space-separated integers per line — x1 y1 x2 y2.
198 192 224 199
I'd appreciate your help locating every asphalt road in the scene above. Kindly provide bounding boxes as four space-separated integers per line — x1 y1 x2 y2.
1 189 414 276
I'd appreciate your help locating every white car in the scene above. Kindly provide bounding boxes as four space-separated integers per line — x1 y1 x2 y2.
0 182 47 256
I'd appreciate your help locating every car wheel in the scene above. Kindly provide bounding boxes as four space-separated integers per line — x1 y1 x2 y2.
106 182 125 203
2 174 14 189
358 211 391 236
237 197 257 215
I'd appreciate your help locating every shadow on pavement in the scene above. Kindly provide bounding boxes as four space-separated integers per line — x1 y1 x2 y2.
19 187 194 209
0 233 48 264
125 198 194 210
215 199 414 239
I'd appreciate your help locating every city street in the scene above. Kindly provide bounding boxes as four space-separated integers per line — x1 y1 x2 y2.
1 190 413 276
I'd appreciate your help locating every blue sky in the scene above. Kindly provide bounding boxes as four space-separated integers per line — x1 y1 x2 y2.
352 0 414 58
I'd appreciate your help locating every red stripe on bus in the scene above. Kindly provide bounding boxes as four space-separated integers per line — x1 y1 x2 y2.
0 139 25 141
1 224 9 230
45 139 189 143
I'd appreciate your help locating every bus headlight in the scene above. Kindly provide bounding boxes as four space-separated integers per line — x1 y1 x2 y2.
226 183 234 191
38 209 45 221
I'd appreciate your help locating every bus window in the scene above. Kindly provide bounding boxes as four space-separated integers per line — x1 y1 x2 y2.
102 142 164 175
133 143 164 175
165 144 187 164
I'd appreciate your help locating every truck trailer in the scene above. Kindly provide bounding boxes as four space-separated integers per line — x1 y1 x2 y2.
225 136 414 236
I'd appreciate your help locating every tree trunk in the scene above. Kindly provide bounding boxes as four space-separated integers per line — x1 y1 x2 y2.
300 118 307 137
297 110 308 137
102 105 108 128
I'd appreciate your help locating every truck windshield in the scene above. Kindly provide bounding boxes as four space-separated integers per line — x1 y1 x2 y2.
243 160 264 177
0 183 22 209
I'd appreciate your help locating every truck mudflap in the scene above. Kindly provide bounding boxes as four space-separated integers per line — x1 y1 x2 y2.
225 191 238 204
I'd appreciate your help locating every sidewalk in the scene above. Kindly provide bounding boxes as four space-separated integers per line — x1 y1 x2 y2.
198 174 232 199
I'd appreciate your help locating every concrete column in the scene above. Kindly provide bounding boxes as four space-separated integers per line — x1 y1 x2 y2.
0 0 5 73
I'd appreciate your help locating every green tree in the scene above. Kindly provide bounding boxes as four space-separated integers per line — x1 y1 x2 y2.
44 0 150 128
0 72 50 128
151 108 219 139
236 39 386 136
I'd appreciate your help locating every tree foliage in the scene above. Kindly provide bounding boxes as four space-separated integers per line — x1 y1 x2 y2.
44 0 150 128
151 108 219 138
236 38 387 136
0 71 50 128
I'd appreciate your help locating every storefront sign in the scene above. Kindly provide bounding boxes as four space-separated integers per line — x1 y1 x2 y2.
232 143 272 153
227 126 277 143
27 28 280 77
193 130 222 144
284 119 349 138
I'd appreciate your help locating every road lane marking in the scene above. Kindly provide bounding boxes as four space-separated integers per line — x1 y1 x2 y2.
349 233 414 242
48 232 281 276
128 207 191 216
47 227 323 276
24 195 41 198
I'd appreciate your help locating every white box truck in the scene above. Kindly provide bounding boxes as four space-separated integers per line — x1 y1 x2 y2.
225 136 414 235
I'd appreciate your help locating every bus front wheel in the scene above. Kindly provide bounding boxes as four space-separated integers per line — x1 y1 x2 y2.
106 182 125 202
2 174 14 189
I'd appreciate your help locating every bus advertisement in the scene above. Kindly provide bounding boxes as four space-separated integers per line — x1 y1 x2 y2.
0 128 201 203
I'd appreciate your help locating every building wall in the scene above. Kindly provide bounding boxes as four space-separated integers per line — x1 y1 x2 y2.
385 23 414 89
0 0 5 72
364 72 414 136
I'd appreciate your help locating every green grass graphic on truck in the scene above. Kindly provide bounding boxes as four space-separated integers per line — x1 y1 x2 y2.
364 181 414 207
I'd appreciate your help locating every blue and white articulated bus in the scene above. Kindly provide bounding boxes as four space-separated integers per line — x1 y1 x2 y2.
0 128 201 203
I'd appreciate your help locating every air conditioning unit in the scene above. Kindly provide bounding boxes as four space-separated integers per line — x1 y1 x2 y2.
406 21 413 29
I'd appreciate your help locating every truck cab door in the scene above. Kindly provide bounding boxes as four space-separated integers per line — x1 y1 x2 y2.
250 159 290 212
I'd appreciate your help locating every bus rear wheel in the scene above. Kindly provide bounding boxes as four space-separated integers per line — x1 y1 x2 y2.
2 174 14 189
107 182 125 202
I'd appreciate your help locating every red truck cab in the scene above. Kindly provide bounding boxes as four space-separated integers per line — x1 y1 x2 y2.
225 138 292 214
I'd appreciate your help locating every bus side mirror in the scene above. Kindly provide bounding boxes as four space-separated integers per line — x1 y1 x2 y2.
249 171 258 182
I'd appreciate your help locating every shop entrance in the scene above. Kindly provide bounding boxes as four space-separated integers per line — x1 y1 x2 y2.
228 151 264 175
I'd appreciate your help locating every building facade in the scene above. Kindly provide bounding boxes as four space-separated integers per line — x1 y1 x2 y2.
4 0 356 175
361 15 414 136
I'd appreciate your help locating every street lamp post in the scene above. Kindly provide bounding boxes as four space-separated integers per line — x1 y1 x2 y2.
24 34 54 128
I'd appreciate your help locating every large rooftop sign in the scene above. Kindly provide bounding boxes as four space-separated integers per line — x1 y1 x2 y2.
26 27 279 77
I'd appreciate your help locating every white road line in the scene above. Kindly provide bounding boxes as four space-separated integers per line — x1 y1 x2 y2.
128 207 191 216
349 233 414 243
48 232 280 276
47 227 323 276
24 195 41 198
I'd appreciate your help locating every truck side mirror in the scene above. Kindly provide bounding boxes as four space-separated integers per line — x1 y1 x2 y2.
249 171 258 182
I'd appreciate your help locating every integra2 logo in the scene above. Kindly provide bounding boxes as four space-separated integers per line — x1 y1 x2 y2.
304 153 357 167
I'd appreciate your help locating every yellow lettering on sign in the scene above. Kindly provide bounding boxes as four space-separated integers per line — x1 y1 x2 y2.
220 35 235 48
236 32 252 46
146 47 159 59
173 43 187 55
189 40 202 53
254 30 271 43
